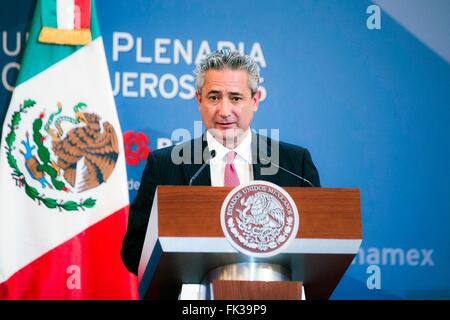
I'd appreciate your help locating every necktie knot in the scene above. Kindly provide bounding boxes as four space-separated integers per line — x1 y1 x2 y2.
226 151 237 165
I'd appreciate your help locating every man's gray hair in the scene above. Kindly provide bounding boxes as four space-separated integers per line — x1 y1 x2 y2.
194 50 260 97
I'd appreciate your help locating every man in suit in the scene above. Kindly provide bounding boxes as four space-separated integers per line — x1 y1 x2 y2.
121 50 320 275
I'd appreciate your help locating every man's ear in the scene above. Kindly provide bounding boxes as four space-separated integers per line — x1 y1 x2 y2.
252 89 262 112
195 91 202 106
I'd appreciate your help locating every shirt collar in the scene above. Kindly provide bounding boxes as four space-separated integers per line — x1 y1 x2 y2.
206 129 253 164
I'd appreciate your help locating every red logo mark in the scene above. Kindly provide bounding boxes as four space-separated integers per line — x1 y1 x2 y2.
123 131 151 166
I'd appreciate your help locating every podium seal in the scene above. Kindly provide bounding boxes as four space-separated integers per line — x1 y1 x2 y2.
220 181 299 257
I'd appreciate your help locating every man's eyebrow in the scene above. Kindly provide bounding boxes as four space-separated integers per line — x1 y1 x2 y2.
206 90 222 95
205 90 244 96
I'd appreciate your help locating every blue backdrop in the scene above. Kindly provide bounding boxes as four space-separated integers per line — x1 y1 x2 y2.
1 0 449 299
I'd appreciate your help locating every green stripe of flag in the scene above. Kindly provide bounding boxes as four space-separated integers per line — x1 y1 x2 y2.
16 0 101 86
40 0 58 28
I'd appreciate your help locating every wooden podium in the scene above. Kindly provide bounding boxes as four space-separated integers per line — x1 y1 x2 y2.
138 186 362 300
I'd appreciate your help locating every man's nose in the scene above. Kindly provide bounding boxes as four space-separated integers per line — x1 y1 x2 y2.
217 98 233 118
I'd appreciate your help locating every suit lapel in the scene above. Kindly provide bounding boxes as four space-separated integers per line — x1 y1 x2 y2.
190 163 211 186
252 133 281 185
182 135 211 186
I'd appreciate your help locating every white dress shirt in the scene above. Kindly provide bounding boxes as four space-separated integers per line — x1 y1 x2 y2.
206 130 254 187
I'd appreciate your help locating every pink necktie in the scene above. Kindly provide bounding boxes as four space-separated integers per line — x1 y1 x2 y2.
224 151 240 187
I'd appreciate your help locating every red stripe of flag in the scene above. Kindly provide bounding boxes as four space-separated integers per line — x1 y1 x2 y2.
0 206 138 300
74 0 91 29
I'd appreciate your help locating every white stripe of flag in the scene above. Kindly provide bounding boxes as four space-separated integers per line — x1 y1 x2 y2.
57 0 75 30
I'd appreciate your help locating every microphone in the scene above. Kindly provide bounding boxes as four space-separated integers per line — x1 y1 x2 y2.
259 156 316 187
189 150 216 186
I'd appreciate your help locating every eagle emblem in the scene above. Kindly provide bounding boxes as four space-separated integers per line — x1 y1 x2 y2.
220 181 299 257
4 99 120 212
48 102 119 192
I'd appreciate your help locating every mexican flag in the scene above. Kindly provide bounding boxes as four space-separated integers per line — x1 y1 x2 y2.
0 0 138 299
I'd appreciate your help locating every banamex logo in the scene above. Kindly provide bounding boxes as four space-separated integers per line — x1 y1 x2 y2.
220 181 299 257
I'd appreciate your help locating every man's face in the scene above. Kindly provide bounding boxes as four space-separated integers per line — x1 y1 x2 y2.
196 69 261 147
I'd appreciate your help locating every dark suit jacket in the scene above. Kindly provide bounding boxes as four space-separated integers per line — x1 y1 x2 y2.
121 133 320 275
